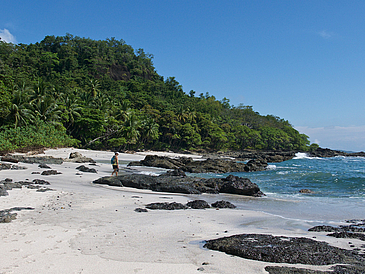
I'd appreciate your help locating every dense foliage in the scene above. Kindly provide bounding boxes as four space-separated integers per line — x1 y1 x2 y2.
0 34 310 153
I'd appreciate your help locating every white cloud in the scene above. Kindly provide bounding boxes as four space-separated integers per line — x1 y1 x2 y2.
0 29 17 43
317 30 334 39
295 125 365 152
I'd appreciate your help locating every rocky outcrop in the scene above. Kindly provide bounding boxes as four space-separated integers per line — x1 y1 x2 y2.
234 150 297 163
128 155 192 169
182 158 247 173
0 178 53 196
309 147 365 158
0 163 27 170
93 171 264 197
1 152 95 165
204 234 365 273
65 152 96 163
76 165 97 173
308 219 365 233
128 155 268 173
1 155 64 165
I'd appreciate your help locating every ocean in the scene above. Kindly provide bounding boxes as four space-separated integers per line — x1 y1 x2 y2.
187 153 365 228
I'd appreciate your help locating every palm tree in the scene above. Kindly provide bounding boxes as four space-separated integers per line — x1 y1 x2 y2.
89 79 100 98
8 84 34 128
140 117 159 146
59 94 82 131
31 95 62 125
122 110 140 149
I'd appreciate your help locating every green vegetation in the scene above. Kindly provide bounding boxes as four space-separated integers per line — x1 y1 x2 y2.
0 34 310 153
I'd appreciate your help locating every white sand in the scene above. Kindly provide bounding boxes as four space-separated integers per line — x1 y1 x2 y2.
0 149 344 273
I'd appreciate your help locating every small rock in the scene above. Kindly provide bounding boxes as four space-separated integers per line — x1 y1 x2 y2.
134 208 148 212
41 170 61 175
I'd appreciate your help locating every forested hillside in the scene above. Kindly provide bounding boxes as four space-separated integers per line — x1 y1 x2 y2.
0 34 311 153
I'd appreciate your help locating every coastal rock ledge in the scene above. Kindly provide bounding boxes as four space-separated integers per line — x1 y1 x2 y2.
128 155 268 173
93 172 264 197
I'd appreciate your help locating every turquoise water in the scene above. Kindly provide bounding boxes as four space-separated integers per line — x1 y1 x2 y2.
191 154 365 224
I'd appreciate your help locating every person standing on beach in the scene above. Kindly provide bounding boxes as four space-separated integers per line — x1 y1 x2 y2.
111 152 119 176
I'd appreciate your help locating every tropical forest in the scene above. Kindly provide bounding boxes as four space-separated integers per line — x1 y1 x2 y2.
0 34 313 153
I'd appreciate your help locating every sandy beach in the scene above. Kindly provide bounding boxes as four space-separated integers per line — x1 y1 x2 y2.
0 148 350 273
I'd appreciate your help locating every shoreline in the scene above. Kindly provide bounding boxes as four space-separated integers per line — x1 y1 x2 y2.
0 148 363 273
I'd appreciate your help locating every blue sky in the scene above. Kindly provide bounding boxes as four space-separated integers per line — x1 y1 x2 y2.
1 0 365 151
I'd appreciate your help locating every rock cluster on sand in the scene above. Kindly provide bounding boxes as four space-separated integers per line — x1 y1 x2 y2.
0 207 34 223
204 234 365 274
143 199 236 210
0 163 27 170
0 178 53 197
1 155 64 165
0 151 95 165
309 220 365 242
128 155 268 173
93 171 264 197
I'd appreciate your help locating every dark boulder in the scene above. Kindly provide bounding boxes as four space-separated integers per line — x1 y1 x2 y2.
38 164 51 169
32 179 50 185
0 207 34 223
244 159 268 172
211 200 236 209
134 208 148 212
93 173 264 197
308 225 340 232
219 175 264 197
67 152 96 163
309 147 365 158
0 185 8 196
308 220 365 233
93 176 124 187
160 169 187 177
145 202 188 210
128 155 268 173
128 155 191 169
186 200 210 209
204 234 365 266
327 232 365 241
299 189 314 194
76 165 97 173
41 170 62 175
182 158 247 173
1 156 19 163
3 155 63 165
0 163 27 170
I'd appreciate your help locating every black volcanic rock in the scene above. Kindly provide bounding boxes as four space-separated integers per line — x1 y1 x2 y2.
211 200 236 208
309 147 365 158
186 200 210 209
76 165 97 173
93 173 264 197
145 202 188 210
204 234 365 266
41 170 62 175
128 155 268 173
2 155 64 164
67 152 96 163
128 154 191 169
